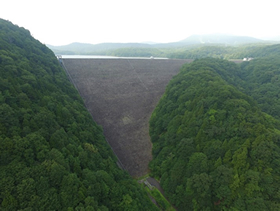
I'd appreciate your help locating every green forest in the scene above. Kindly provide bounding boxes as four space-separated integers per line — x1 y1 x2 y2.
149 57 280 210
0 19 158 210
106 43 280 60
168 44 280 60
2 16 280 211
49 38 280 60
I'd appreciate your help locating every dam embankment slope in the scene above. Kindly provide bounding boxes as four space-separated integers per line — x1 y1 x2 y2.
61 58 192 177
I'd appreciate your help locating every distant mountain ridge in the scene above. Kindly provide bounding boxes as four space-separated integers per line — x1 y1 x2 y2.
180 34 263 45
47 42 152 54
48 34 267 55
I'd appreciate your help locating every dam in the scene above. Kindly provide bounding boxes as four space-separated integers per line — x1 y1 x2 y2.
61 57 192 177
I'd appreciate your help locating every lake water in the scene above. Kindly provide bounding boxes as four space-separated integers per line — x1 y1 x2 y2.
59 55 168 59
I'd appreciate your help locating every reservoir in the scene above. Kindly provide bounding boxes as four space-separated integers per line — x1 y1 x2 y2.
58 55 169 59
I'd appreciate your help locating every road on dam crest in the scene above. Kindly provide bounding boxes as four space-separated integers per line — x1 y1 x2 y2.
61 58 192 177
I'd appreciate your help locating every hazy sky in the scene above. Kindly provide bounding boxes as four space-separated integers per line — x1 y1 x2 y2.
1 0 279 46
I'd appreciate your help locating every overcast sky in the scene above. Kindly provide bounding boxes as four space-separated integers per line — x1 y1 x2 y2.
1 0 280 46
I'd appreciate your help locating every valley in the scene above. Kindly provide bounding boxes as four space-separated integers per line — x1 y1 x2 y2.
61 58 192 177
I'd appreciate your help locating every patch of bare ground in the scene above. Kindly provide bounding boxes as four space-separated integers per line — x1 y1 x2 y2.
62 58 192 177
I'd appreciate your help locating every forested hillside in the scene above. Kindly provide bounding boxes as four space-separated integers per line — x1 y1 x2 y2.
168 44 280 60
239 56 280 121
149 57 280 210
0 19 158 210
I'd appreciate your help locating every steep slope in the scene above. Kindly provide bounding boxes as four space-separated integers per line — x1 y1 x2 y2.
0 19 158 210
61 58 191 177
239 56 280 122
149 58 280 210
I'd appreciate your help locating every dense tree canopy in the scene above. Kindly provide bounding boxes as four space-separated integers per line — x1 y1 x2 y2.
0 18 158 210
149 57 280 210
3 17 280 211
103 43 280 60
239 56 280 122
168 44 280 60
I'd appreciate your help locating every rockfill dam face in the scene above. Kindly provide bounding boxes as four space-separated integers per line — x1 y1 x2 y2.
61 58 192 177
